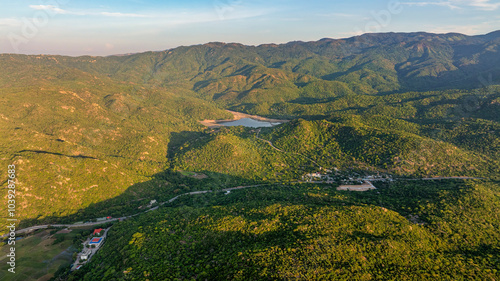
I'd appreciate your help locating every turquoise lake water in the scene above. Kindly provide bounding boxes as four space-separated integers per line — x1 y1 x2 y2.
218 118 282 128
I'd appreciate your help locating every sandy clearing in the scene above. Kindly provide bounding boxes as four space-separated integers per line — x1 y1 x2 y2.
337 181 376 192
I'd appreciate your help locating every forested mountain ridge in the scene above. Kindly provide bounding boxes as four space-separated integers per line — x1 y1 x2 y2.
172 116 499 181
3 31 500 114
0 31 499 225
1 31 500 281
0 55 232 223
66 180 500 280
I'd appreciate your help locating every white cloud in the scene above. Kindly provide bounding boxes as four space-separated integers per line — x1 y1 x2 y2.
401 1 461 9
0 18 22 27
402 0 500 10
29 5 82 15
464 0 500 10
100 12 150 18
426 19 500 34
26 4 266 22
23 3 272 33
317 13 358 18
29 5 150 17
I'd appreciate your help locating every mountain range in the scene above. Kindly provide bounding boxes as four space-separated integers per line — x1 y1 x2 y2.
1 30 500 281
1 30 499 227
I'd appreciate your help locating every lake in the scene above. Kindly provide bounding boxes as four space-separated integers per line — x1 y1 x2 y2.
199 110 289 128
218 118 283 128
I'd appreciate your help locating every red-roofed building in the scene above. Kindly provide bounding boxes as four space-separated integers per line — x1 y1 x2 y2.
93 228 103 236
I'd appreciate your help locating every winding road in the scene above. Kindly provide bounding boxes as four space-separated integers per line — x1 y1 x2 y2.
1 183 272 238
2 175 482 238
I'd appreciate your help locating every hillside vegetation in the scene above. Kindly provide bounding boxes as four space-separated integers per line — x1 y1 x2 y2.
172 116 499 181
1 31 499 225
64 180 500 280
0 56 231 223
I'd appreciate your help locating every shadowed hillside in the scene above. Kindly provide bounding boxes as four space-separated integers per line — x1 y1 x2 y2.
1 31 499 225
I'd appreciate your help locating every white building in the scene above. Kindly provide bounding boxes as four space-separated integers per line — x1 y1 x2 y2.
80 250 91 261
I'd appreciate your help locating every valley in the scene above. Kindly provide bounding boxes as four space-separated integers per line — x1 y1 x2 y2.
1 31 499 280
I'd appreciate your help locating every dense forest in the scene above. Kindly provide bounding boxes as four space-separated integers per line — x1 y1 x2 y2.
1 31 499 280
173 113 499 181
1 31 499 224
60 180 500 280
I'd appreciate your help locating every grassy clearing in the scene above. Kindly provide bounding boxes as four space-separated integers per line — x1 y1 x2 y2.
0 230 77 281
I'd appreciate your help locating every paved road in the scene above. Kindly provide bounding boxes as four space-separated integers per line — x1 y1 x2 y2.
1 217 130 238
2 183 270 238
404 177 484 181
2 176 483 238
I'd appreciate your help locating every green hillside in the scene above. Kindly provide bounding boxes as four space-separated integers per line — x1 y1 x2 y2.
0 31 499 225
264 118 498 177
172 116 498 180
1 31 500 281
172 127 302 181
63 180 500 280
0 56 232 223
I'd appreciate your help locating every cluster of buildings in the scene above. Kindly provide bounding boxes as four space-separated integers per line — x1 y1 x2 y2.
302 168 393 185
88 228 104 247
75 228 106 269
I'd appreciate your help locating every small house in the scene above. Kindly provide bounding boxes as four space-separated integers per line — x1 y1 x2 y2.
93 228 103 236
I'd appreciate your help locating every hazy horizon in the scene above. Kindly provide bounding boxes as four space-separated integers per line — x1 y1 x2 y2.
2 0 500 56
2 29 500 58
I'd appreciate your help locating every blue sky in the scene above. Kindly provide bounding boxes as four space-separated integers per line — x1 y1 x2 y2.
1 0 499 56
